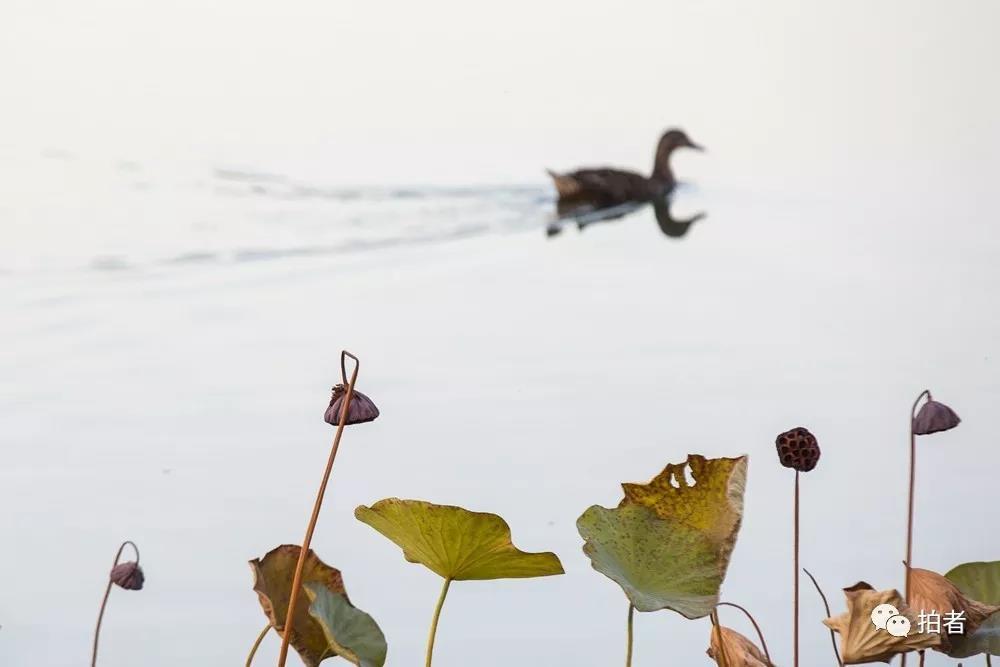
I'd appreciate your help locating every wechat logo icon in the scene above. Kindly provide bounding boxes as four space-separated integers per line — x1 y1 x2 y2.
871 603 910 637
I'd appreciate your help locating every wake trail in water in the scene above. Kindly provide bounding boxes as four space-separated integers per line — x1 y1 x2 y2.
1 151 554 276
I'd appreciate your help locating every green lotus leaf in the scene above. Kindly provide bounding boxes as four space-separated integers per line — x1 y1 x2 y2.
249 545 346 666
577 503 723 618
945 561 1000 658
354 498 564 581
305 583 387 667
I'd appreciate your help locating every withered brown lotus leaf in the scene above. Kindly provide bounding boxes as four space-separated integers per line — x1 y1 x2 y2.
909 567 1000 651
324 385 380 426
250 545 348 666
913 400 961 435
707 626 772 667
823 582 940 664
109 561 144 590
775 427 820 472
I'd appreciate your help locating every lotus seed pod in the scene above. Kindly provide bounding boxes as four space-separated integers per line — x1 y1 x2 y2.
324 384 380 426
775 427 821 472
913 399 960 435
110 561 144 590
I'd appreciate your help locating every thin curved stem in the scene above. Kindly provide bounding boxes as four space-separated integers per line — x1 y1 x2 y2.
341 350 359 385
277 351 360 667
119 541 140 565
906 389 930 599
91 540 141 667
91 581 114 667
625 603 635 667
426 578 452 667
794 470 800 667
246 624 271 667
710 610 730 667
717 602 773 665
802 569 843 667
902 389 930 667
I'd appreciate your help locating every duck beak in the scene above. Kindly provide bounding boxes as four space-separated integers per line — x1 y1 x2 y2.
687 140 705 152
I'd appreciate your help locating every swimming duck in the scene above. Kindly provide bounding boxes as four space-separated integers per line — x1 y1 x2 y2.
547 129 703 208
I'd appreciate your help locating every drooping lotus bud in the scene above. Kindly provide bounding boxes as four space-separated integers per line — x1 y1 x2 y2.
775 427 821 472
110 561 145 590
323 384 380 426
913 398 961 435
707 626 772 667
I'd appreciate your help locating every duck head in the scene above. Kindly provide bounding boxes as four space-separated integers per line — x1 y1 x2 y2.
652 128 703 183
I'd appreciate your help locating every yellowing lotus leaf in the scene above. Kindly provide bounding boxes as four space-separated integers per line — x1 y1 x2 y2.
620 454 747 568
249 545 346 667
576 503 723 618
354 498 564 581
822 582 940 664
305 583 387 667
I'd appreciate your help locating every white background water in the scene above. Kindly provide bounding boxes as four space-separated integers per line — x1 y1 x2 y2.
3 2 1000 666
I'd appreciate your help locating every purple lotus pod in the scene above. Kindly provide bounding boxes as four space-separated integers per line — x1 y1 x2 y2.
775 427 821 472
913 399 961 435
324 384 380 426
109 561 145 590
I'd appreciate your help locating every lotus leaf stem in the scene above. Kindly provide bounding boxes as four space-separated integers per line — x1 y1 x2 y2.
246 623 271 666
625 603 635 667
801 569 842 666
426 577 452 667
717 601 773 665
710 609 731 667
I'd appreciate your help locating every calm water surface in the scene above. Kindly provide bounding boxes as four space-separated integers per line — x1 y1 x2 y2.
1 146 999 666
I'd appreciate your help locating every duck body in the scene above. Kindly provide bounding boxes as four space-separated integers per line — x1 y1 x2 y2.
548 128 701 212
548 168 668 210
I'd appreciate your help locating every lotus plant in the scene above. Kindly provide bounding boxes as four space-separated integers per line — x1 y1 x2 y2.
227 370 998 666
277 351 380 667
576 454 748 666
905 391 960 593
355 498 563 667
775 426 821 667
91 540 144 667
901 390 960 666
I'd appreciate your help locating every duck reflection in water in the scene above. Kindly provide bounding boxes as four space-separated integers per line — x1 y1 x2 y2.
545 128 706 238
546 195 706 238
